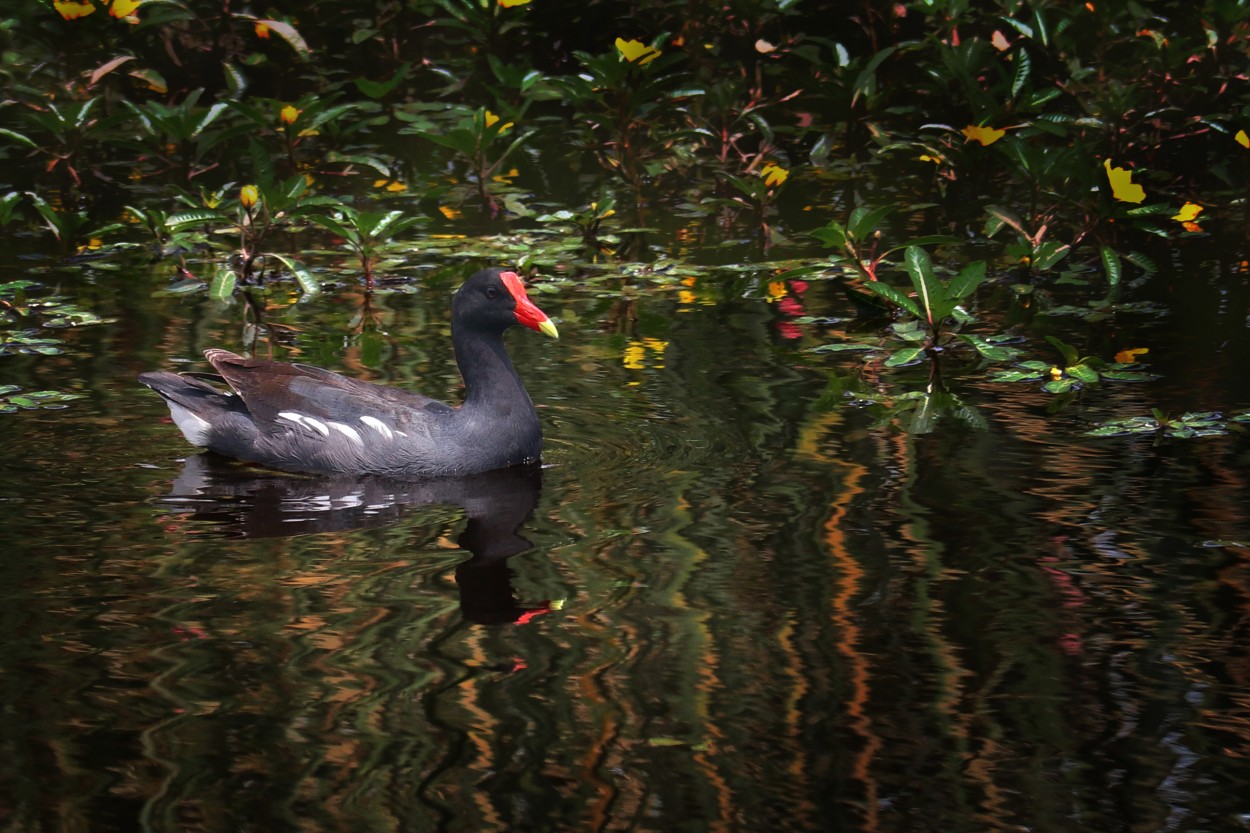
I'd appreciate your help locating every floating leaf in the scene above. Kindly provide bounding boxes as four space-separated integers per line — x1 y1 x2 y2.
884 346 926 367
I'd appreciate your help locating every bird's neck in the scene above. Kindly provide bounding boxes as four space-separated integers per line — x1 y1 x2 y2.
454 326 530 413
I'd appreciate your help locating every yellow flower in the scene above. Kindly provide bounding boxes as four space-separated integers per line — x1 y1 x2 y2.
498 0 531 6
760 162 789 187
615 37 662 65
1114 347 1149 364
919 154 944 164
961 125 1006 146
1236 129 1249 149
767 280 787 301
53 1 96 19
373 179 407 192
254 22 270 38
1103 159 1145 204
239 185 259 208
1172 202 1202 223
279 105 300 125
1049 366 1063 380
109 0 140 18
439 205 463 220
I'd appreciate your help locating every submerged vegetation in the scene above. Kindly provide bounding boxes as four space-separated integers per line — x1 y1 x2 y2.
1 0 1248 428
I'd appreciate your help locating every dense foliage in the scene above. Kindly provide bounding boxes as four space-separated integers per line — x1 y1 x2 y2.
2 0 1249 426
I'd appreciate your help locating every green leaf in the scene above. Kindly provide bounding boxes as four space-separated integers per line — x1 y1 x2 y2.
851 45 896 107
1011 47 1032 98
1044 335 1079 367
308 213 355 242
884 346 926 367
0 128 37 149
1099 369 1157 382
984 205 1026 238
808 342 880 353
848 205 893 241
1043 377 1079 394
879 234 959 257
957 333 1020 361
946 260 987 301
267 253 320 295
864 280 921 318
1031 240 1071 271
988 369 1045 382
903 245 946 321
811 220 848 249
166 209 224 229
1068 363 1100 384
251 19 311 58
1100 245 1122 287
209 268 237 300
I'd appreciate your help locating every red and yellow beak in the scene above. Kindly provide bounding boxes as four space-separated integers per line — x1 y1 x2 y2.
501 271 559 339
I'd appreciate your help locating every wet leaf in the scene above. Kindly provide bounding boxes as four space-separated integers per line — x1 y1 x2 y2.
209 268 236 300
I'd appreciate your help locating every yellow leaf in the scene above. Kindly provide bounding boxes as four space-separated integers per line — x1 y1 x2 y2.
1236 129 1249 149
1103 159 1145 204
1172 202 1202 223
54 1 96 19
615 38 662 65
1115 347 1149 363
483 110 514 133
918 154 943 164
109 0 140 18
438 205 462 220
962 125 1006 146
760 162 788 187
499 0 531 6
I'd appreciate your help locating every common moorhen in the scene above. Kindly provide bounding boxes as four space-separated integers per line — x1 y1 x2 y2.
139 268 559 478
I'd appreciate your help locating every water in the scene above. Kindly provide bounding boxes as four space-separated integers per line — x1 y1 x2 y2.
3 240 1250 832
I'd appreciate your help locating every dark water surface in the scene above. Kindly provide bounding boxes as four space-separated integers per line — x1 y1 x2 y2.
3 245 1250 833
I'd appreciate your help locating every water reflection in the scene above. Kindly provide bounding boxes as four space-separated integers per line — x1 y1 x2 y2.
156 454 554 625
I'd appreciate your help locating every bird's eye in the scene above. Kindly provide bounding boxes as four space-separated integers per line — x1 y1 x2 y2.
485 286 500 300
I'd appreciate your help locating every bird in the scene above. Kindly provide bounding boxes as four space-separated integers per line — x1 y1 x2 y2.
139 268 559 479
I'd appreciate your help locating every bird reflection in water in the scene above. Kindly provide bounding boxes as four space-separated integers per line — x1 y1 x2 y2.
151 453 556 626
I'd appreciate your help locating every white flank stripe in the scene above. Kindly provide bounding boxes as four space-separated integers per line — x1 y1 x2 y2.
327 421 365 446
301 416 330 437
359 415 394 440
